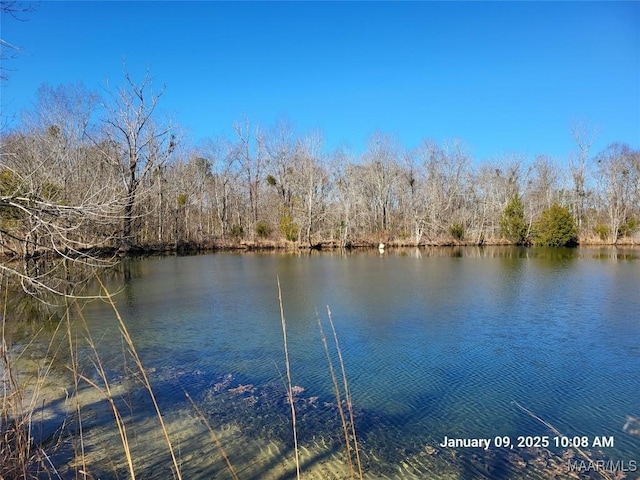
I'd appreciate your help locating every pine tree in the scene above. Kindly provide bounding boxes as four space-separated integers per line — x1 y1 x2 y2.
500 194 528 244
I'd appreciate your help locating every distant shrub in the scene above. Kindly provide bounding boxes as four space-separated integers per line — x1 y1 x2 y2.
594 224 610 241
230 224 244 239
176 193 188 207
255 222 271 238
533 204 578 247
41 182 62 202
619 217 638 238
279 215 298 242
0 171 24 221
0 170 19 195
449 223 465 241
501 194 528 244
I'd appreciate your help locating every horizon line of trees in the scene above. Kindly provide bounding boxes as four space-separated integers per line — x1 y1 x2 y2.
2 76 640 271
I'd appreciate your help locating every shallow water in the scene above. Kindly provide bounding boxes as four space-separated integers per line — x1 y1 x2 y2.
10 247 640 478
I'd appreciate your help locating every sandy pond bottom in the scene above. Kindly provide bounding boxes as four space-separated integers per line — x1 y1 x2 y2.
19 364 616 480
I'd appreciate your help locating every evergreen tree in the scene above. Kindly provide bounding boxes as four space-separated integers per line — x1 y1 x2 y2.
533 203 578 247
500 194 528 244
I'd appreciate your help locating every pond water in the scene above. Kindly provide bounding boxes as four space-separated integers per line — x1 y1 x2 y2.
11 247 640 479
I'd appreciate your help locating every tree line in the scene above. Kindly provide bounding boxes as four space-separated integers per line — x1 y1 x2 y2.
1 74 639 270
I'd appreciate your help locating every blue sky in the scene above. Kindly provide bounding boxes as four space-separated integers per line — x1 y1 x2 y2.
1 1 639 162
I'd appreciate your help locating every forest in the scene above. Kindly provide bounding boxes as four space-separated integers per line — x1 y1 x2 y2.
1 73 639 273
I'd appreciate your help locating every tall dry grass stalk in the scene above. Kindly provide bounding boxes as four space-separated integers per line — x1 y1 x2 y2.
63 296 89 479
1 279 30 478
4 273 366 479
1 278 64 479
95 276 183 480
513 401 613 480
71 303 136 479
3 273 236 479
277 276 301 480
184 390 239 480
317 307 363 480
327 307 363 479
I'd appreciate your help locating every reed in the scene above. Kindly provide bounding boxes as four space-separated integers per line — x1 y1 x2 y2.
3 274 367 479
71 302 136 479
513 400 613 480
316 310 354 477
184 390 239 480
3 277 246 479
96 276 183 480
1 287 31 478
317 307 363 480
277 276 301 480
63 296 88 478
327 307 363 479
1 277 66 480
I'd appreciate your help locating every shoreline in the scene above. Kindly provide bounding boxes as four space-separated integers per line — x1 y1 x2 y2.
2 237 637 263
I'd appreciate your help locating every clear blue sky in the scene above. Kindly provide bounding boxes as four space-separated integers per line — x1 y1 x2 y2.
2 1 639 162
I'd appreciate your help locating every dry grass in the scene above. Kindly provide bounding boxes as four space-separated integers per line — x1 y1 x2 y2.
277 276 301 480
95 276 183 480
1 274 186 480
276 276 364 480
317 307 363 480
72 310 136 479
326 307 363 479
513 401 613 480
1 276 67 480
184 390 240 480
2 275 366 480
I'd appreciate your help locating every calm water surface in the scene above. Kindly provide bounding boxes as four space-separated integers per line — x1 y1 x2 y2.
52 247 640 478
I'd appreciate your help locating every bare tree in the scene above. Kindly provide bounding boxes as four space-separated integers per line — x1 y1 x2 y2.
0 83 124 296
0 166 121 295
398 149 427 245
102 70 176 252
190 138 231 240
291 131 328 246
412 139 471 241
594 143 639 243
264 119 297 215
361 132 401 236
524 155 560 235
0 1 35 18
328 149 360 247
570 122 598 232
0 1 38 81
230 117 265 238
23 83 106 206
473 155 524 241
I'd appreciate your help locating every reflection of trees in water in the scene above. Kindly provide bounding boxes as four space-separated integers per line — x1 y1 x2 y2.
2 256 148 313
1 253 117 301
1 271 60 328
